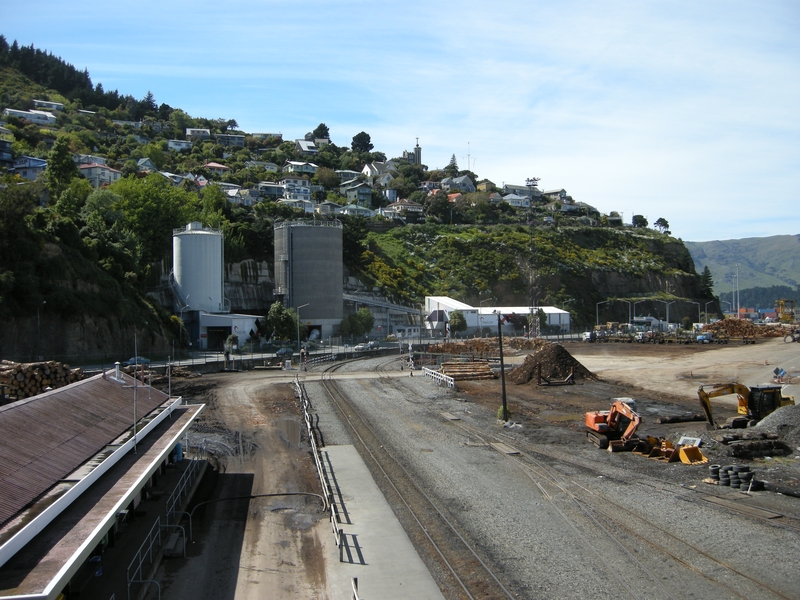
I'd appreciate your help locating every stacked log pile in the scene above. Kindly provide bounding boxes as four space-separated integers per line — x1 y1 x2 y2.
428 337 548 356
702 320 783 338
0 360 83 401
439 361 496 381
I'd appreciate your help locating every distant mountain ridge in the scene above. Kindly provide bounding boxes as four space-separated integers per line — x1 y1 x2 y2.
685 235 800 295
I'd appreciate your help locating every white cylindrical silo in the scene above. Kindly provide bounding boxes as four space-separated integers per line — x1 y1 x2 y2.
173 222 224 313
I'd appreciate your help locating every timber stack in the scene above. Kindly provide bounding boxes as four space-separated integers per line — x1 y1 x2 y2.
439 361 496 381
0 360 83 402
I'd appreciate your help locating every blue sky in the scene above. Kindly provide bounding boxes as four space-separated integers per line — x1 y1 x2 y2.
4 0 799 242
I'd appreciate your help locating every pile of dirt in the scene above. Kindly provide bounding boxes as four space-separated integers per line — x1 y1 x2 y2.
508 343 596 384
702 319 783 338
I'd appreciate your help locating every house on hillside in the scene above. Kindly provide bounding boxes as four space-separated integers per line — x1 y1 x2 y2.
278 198 314 213
447 193 464 204
280 176 312 202
502 183 542 199
335 169 361 182
386 198 424 217
186 128 211 141
245 160 278 172
3 108 57 125
282 161 318 175
215 133 245 147
168 139 193 152
73 154 107 166
441 175 475 193
203 162 231 177
342 181 373 207
256 181 285 200
33 99 64 111
295 139 318 154
79 163 122 188
501 193 530 208
137 158 157 172
13 156 47 180
337 204 375 218
477 180 496 192
542 188 567 202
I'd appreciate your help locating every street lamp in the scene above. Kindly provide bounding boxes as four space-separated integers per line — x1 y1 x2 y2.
619 300 632 327
479 297 494 332
596 300 610 327
36 300 46 361
296 303 309 353
704 300 714 324
494 310 508 422
721 300 732 316
653 300 676 331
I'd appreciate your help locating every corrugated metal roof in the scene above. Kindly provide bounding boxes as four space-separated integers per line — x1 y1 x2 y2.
0 372 170 528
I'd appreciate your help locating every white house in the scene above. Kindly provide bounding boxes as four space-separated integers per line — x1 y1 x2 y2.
386 198 424 216
280 176 312 202
278 198 314 213
295 139 318 154
79 163 122 188
282 161 318 175
3 108 57 125
424 296 571 337
336 204 375 218
501 193 530 208
168 139 193 152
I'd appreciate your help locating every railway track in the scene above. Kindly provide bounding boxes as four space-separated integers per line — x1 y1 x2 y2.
442 414 797 600
315 360 515 600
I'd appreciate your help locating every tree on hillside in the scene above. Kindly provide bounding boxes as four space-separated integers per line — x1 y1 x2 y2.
700 266 714 296
444 154 459 177
632 214 648 228
315 167 340 190
351 131 373 153
313 123 330 139
44 136 79 201
654 217 670 234
141 91 157 115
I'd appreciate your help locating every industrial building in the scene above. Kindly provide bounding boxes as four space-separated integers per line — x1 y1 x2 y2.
274 220 343 340
0 367 204 600
172 222 262 350
424 296 571 336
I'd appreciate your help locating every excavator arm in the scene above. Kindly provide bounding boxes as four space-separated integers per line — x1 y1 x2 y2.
606 400 641 442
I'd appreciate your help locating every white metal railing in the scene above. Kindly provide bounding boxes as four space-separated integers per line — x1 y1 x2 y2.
165 450 203 525
422 367 455 388
293 378 346 562
127 517 162 600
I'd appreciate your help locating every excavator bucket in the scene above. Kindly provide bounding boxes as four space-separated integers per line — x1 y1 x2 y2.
679 446 708 464
648 441 680 462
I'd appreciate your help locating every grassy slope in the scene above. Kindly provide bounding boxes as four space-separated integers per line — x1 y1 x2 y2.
685 235 800 294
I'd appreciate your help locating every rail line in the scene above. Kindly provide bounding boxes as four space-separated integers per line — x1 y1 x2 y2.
444 416 795 600
314 361 515 600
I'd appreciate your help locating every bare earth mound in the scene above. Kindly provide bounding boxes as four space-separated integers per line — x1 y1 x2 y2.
508 343 596 384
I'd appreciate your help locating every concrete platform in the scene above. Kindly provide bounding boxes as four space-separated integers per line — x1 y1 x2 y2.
321 445 444 600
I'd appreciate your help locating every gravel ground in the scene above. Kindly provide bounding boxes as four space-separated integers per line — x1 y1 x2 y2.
305 355 800 599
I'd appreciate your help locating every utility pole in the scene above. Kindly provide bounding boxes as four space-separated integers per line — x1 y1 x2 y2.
496 311 508 422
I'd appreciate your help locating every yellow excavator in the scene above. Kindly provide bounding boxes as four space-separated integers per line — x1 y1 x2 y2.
775 299 796 324
698 383 794 429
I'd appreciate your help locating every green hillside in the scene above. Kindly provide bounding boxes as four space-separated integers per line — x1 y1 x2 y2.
685 235 800 296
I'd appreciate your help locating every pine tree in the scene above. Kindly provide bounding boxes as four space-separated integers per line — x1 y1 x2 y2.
700 266 714 295
444 154 459 176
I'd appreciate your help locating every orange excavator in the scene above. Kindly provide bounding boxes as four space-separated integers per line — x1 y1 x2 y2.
585 399 641 451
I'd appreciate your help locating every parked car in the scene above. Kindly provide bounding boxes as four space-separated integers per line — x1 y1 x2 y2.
275 347 293 358
121 356 150 367
353 343 369 351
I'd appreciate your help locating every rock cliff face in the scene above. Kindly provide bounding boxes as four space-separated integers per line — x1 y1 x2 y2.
224 260 275 312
